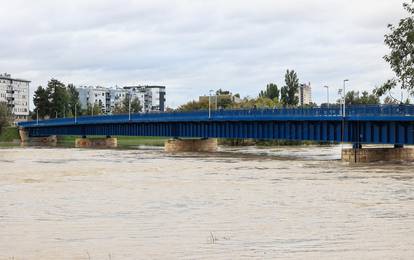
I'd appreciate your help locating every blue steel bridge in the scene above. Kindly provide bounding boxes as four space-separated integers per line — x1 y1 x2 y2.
18 105 414 147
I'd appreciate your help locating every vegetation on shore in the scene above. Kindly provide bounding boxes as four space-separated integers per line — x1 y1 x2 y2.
32 79 143 120
57 135 167 147
0 126 20 142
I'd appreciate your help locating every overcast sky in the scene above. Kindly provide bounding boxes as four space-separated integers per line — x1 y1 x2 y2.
0 0 408 108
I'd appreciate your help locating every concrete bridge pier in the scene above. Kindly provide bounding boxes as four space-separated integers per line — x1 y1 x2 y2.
19 128 57 145
75 136 118 148
164 138 218 153
342 144 414 163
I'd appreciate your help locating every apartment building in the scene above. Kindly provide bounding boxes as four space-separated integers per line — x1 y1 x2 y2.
0 73 30 120
124 85 166 112
77 85 166 114
297 83 312 106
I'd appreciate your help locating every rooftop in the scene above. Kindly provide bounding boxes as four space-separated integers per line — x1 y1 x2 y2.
0 73 31 83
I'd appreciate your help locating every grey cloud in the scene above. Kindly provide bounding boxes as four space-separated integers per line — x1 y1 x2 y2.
0 0 408 108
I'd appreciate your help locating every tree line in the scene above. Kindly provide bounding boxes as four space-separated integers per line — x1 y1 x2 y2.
177 68 389 112
33 79 142 120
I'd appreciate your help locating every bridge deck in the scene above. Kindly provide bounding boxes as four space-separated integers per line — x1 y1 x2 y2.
18 105 414 145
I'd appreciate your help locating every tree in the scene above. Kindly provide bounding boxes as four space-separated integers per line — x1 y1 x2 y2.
112 102 124 114
130 97 142 113
359 91 380 104
0 102 11 129
340 90 380 105
113 95 142 114
375 1 414 97
177 99 209 111
33 86 50 119
47 79 69 118
259 83 279 100
84 103 102 116
280 70 299 106
67 84 81 117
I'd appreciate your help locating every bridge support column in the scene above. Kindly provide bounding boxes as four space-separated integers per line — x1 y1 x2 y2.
19 127 57 145
75 137 118 148
342 146 414 163
19 128 29 142
164 138 218 153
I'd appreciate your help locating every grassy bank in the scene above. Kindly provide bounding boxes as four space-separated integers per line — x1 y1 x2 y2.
58 135 167 146
0 127 331 148
0 126 20 142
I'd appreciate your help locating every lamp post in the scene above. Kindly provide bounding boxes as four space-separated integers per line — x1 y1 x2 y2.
209 89 214 119
128 92 131 121
74 103 77 124
324 85 329 108
36 108 39 125
342 79 349 117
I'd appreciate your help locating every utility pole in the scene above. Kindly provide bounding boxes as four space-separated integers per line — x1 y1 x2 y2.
341 79 349 148
209 90 214 119
128 93 131 121
343 79 349 117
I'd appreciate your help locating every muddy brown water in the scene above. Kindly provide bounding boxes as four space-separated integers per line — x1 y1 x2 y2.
0 145 413 259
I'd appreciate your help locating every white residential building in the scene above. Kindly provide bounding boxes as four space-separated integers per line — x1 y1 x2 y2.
77 85 166 114
297 83 312 106
0 73 30 120
108 87 128 112
77 86 109 114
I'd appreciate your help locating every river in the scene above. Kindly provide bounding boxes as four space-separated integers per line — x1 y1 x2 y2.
0 145 413 259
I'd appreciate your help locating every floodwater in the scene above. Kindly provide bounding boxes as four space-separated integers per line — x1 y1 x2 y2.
0 145 414 259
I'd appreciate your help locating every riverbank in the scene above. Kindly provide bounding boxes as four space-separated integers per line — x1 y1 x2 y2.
1 126 168 147
58 135 167 147
1 126 332 147
0 126 20 142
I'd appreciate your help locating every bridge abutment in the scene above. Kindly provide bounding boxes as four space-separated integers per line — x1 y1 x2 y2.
75 137 118 148
164 138 218 153
342 147 414 163
19 128 57 145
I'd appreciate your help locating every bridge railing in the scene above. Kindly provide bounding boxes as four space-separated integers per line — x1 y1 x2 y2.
18 104 414 127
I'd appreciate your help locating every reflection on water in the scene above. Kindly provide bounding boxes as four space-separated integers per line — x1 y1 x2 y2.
0 145 413 259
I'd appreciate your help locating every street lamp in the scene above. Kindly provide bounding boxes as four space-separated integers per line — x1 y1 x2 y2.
323 85 329 108
342 79 349 117
208 89 214 119
74 102 77 124
128 92 132 121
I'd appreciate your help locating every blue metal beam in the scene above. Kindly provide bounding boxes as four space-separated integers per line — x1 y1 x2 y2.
18 105 414 145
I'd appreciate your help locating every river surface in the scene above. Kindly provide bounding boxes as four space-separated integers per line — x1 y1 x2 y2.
0 145 414 259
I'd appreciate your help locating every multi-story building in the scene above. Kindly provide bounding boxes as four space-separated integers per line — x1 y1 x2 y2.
108 87 128 113
297 83 312 106
0 73 30 120
123 85 166 112
77 85 166 114
77 86 109 114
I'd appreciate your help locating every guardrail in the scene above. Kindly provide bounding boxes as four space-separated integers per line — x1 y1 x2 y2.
18 104 414 127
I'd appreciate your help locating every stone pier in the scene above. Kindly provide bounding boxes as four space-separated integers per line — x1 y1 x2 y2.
75 137 118 148
342 147 414 163
19 128 57 145
164 138 218 153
